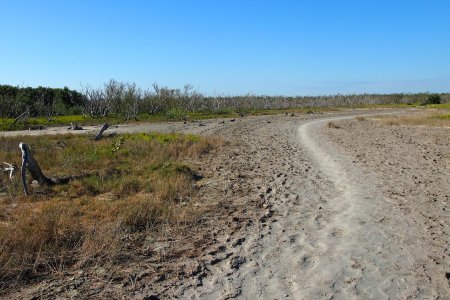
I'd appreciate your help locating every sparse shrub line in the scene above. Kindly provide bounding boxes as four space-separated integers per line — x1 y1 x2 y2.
1 81 449 131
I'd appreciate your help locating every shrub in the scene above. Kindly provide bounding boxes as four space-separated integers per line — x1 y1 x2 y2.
423 94 441 105
165 108 187 120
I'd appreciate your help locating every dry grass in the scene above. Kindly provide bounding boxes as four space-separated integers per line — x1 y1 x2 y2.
327 121 341 129
0 132 224 282
375 110 450 127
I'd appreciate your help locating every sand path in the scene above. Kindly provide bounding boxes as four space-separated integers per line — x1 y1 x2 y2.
181 112 447 299
293 116 421 299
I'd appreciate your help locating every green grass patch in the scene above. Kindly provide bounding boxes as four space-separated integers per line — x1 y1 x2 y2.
436 114 450 120
125 132 201 144
0 115 121 131
424 103 450 109
148 161 194 178
352 102 450 110
351 103 417 109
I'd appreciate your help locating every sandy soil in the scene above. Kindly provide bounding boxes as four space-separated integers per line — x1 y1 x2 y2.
320 116 450 298
1 109 449 299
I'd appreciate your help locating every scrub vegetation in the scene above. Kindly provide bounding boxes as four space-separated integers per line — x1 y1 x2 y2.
1 81 449 131
0 132 223 283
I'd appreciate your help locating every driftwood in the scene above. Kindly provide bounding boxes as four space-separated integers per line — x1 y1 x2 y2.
93 123 110 141
2 162 17 179
19 142 94 196
68 122 83 130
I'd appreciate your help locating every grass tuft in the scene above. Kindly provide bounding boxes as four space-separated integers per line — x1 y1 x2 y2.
327 121 341 129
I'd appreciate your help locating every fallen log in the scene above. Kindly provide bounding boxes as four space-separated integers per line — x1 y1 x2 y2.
93 123 110 141
19 142 94 195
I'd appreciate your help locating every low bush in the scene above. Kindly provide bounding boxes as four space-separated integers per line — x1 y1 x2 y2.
422 94 441 105
165 108 187 120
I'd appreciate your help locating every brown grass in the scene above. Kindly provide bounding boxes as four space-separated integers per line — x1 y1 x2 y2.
327 121 341 129
375 110 450 127
0 132 224 282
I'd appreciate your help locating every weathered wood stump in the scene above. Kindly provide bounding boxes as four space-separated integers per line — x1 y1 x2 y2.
19 142 94 196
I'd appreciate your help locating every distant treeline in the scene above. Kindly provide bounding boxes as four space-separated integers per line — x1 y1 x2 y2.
0 85 83 118
0 81 448 119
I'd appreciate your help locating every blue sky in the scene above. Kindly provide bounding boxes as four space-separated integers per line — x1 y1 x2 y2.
1 0 449 96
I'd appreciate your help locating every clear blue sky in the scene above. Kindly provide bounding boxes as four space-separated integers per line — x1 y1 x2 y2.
1 0 449 96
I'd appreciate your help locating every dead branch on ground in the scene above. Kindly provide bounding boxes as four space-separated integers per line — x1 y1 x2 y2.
2 162 17 179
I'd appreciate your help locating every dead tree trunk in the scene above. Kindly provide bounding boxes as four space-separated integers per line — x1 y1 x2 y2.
93 123 110 141
19 142 95 196
20 142 51 195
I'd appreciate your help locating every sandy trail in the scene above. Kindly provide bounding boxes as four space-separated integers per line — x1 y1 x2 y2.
181 112 448 299
295 116 420 299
